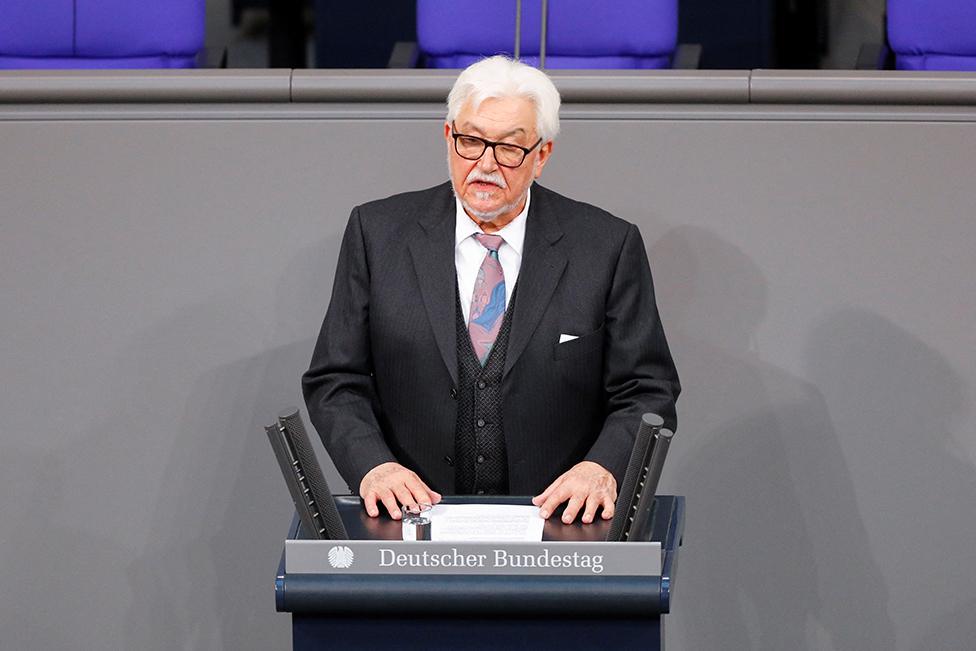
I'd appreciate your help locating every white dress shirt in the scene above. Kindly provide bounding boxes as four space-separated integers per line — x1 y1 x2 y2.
455 188 530 324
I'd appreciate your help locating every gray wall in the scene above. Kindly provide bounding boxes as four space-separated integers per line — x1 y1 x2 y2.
1 71 975 650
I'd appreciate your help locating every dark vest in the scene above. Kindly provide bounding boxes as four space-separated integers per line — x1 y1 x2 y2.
454 288 516 494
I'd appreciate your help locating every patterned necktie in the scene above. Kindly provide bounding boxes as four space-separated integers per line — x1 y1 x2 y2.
468 233 506 365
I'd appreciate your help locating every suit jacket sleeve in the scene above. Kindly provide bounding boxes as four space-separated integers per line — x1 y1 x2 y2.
583 223 680 484
302 206 397 491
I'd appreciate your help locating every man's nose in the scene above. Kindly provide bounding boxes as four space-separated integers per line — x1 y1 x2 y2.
477 146 499 171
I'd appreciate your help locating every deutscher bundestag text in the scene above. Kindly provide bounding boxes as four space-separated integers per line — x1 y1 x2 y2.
379 548 605 574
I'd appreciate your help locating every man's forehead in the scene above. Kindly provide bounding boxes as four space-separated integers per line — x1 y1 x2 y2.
457 121 530 139
455 96 536 138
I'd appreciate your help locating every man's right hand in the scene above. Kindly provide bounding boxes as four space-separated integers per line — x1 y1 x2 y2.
359 462 442 519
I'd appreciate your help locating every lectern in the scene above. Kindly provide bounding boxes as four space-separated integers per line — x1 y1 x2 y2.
275 495 684 650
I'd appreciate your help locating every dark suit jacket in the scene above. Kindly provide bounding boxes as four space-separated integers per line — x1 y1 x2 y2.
302 181 679 495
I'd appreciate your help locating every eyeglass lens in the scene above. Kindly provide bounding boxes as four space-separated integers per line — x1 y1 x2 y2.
455 135 527 167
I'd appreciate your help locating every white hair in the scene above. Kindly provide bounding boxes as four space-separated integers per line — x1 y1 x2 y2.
446 56 561 142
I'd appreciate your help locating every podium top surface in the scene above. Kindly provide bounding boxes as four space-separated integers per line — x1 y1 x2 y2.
275 495 684 618
310 494 674 543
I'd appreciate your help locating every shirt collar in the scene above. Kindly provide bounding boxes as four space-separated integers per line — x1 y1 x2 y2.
454 186 531 256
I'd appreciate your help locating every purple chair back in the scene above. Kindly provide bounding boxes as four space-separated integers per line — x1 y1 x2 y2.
888 0 976 70
417 0 678 69
0 0 205 69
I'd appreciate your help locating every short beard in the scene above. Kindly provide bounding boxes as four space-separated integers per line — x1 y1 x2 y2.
448 155 526 223
460 193 525 222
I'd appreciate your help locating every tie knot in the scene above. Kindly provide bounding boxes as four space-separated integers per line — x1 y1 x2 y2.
474 233 504 253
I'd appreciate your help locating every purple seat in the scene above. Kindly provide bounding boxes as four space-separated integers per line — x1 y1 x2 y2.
0 0 205 69
888 0 976 71
417 0 678 69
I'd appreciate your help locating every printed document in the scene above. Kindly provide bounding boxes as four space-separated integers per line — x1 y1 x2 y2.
430 504 544 542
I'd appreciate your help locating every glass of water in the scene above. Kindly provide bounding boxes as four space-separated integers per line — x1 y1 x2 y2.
401 503 432 541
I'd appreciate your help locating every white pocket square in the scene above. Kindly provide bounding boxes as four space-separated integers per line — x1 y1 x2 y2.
559 333 579 344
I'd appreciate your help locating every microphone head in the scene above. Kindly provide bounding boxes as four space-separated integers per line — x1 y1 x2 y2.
278 407 302 426
641 413 665 429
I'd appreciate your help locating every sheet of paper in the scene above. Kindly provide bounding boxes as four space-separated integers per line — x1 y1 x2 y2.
429 504 544 542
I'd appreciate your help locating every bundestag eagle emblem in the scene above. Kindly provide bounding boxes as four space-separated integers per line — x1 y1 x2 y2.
328 545 354 569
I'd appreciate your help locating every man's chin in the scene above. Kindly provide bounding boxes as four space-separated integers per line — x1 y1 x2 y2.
454 185 526 223
462 203 505 222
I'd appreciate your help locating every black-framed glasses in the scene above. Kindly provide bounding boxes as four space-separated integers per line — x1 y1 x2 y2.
451 122 543 168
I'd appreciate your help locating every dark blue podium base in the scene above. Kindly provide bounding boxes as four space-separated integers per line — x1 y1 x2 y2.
293 616 661 651
278 495 683 651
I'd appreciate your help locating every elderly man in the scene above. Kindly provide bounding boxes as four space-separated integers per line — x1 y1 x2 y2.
303 56 679 525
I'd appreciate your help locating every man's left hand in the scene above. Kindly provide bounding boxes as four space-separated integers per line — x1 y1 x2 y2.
532 461 617 524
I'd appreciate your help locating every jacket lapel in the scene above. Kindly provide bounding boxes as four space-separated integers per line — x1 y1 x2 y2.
408 184 459 385
504 185 567 378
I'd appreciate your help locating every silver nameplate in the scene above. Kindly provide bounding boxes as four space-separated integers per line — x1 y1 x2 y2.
286 540 661 576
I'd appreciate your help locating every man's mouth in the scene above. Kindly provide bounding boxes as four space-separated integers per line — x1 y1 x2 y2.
470 180 500 191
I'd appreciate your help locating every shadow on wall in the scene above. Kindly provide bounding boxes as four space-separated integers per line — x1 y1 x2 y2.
650 226 896 650
804 308 976 651
0 230 343 650
118 234 346 650
118 338 312 650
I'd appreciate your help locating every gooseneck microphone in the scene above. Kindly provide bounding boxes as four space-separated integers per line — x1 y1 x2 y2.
266 408 348 540
606 413 664 542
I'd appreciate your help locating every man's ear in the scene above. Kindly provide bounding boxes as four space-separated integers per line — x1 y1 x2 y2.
534 141 554 179
444 121 453 143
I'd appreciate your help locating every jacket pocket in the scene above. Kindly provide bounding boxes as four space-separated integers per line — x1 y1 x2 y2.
553 323 605 360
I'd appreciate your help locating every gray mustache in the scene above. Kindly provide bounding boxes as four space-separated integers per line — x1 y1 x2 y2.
465 170 507 189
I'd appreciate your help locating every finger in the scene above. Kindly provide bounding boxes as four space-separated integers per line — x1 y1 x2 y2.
393 485 418 511
379 490 401 520
405 477 437 506
362 491 380 518
600 493 616 519
425 479 443 502
538 487 570 519
404 482 430 507
532 477 562 506
581 494 601 524
562 494 586 524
